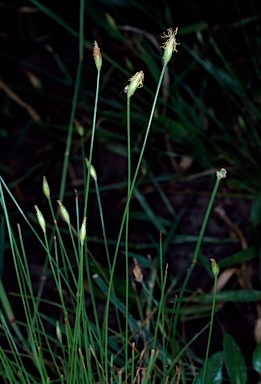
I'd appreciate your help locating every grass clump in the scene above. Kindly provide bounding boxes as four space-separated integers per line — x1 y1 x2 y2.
0 3 260 383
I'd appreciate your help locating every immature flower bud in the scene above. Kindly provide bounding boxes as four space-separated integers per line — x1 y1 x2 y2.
161 27 179 66
126 71 144 98
133 264 143 283
42 176 50 199
85 158 97 181
93 41 102 71
133 259 143 283
210 258 220 277
80 217 87 245
56 320 62 344
57 200 70 225
35 205 46 233
74 120 84 137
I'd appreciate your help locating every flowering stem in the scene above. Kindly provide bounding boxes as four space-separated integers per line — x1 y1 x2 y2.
125 95 131 378
172 173 224 344
202 259 219 384
84 68 101 218
58 1 84 202
104 64 167 373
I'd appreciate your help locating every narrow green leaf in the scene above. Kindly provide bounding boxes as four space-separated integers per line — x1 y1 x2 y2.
252 342 261 374
192 290 261 303
0 215 5 277
93 274 139 332
93 274 173 365
194 351 223 384
218 247 256 268
223 333 247 384
250 195 261 226
133 188 167 234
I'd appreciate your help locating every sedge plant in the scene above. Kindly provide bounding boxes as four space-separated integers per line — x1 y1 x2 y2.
0 23 231 383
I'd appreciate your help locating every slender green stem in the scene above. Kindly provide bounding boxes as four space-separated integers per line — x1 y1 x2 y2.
143 349 157 384
172 174 223 341
152 264 168 350
59 60 83 202
0 279 26 348
78 0 84 62
104 64 167 374
84 244 103 351
166 322 210 377
34 2 84 337
59 0 84 201
93 180 123 373
84 69 101 218
131 342 135 384
71 243 84 383
202 260 219 384
61 2 84 379
125 94 131 379
0 318 30 383
94 178 111 271
75 190 81 256
105 65 166 344
0 176 46 250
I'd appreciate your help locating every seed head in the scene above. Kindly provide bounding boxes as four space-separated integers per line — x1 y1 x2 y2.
35 205 46 233
42 176 50 199
56 321 62 344
57 200 70 225
161 27 179 65
75 120 84 137
80 217 87 245
216 168 227 180
85 158 97 181
126 71 144 98
210 258 220 277
93 41 102 71
133 259 143 283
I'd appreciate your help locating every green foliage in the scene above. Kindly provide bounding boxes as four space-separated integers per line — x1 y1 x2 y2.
223 333 248 384
0 0 260 383
252 342 261 374
195 351 223 384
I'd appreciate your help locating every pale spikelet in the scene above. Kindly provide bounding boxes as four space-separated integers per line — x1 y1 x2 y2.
56 320 62 344
57 200 70 225
74 120 84 137
126 71 144 98
35 205 46 233
93 41 102 71
133 259 143 283
216 168 227 180
210 258 220 277
42 176 50 199
85 158 97 181
80 217 87 245
161 27 179 65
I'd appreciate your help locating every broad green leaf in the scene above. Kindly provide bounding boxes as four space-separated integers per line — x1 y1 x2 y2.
194 351 223 384
223 333 247 384
252 342 261 374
